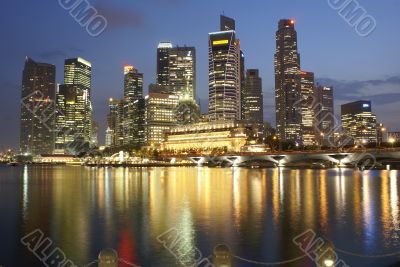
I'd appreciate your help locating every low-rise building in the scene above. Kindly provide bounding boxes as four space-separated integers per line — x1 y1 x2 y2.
162 121 257 153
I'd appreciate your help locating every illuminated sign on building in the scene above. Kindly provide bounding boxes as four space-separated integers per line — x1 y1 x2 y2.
363 104 370 108
213 40 229 46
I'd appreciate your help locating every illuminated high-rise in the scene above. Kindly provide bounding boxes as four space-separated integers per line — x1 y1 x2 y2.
274 19 302 143
123 65 145 148
341 100 377 144
145 91 180 146
54 58 93 154
314 85 335 146
20 57 56 155
157 42 173 86
106 98 124 147
242 69 263 124
156 42 196 100
209 15 242 121
300 71 316 146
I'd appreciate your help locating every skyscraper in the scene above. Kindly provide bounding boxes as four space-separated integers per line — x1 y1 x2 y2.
341 100 377 144
314 86 335 146
168 46 196 99
63 58 93 142
157 42 173 86
156 42 196 100
274 19 302 143
20 57 56 155
123 65 145 148
54 58 93 154
242 69 263 124
300 71 316 146
106 98 124 147
209 15 241 121
220 15 236 31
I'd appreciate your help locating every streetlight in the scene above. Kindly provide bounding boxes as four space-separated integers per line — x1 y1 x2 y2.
389 137 396 148
320 133 325 150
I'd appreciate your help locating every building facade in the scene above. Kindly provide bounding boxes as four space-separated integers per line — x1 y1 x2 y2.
54 58 93 154
341 100 377 144
300 71 316 146
314 86 335 146
20 57 56 155
145 92 180 146
274 19 302 143
163 121 256 153
156 43 196 100
242 69 263 124
123 66 145 148
208 21 241 121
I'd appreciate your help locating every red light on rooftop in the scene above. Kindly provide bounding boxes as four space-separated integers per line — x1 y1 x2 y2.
290 19 295 25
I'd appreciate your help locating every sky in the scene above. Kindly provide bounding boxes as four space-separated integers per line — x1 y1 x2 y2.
0 0 399 150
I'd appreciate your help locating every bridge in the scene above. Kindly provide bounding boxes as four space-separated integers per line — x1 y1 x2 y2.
188 148 400 169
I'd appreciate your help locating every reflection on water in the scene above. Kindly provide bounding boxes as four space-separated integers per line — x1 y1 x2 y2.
0 166 399 266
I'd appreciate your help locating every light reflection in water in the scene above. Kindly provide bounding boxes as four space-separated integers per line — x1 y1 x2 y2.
3 166 400 267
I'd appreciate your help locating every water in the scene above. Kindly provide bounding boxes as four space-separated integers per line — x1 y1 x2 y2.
0 165 399 267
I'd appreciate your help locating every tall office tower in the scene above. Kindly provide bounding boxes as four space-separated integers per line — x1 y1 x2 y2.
209 15 241 121
156 43 197 100
341 100 377 144
145 92 180 146
20 57 56 155
157 42 173 86
220 14 236 31
314 86 335 146
168 46 196 99
274 19 302 143
300 71 316 146
106 98 122 147
123 65 145 148
242 69 263 124
63 57 93 142
55 84 90 154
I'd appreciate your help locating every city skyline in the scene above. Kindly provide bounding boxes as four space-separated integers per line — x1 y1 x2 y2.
1 0 399 149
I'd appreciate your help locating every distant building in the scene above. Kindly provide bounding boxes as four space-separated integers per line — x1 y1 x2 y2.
220 14 236 31
157 42 173 86
20 57 56 155
55 57 93 154
91 121 99 147
156 42 196 100
314 86 335 146
209 15 242 121
300 71 316 146
163 121 257 153
242 69 263 124
145 92 180 146
64 57 93 142
105 127 113 147
123 66 145 149
106 98 124 147
341 100 377 144
274 19 302 143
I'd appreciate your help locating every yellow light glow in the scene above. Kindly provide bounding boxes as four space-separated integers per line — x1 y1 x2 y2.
324 259 334 267
213 40 229 45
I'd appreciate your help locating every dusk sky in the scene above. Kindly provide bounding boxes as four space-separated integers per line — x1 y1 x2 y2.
1 0 399 149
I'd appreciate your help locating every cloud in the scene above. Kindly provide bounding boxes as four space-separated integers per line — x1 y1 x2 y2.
94 3 144 29
317 75 400 105
39 47 85 60
317 75 400 130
